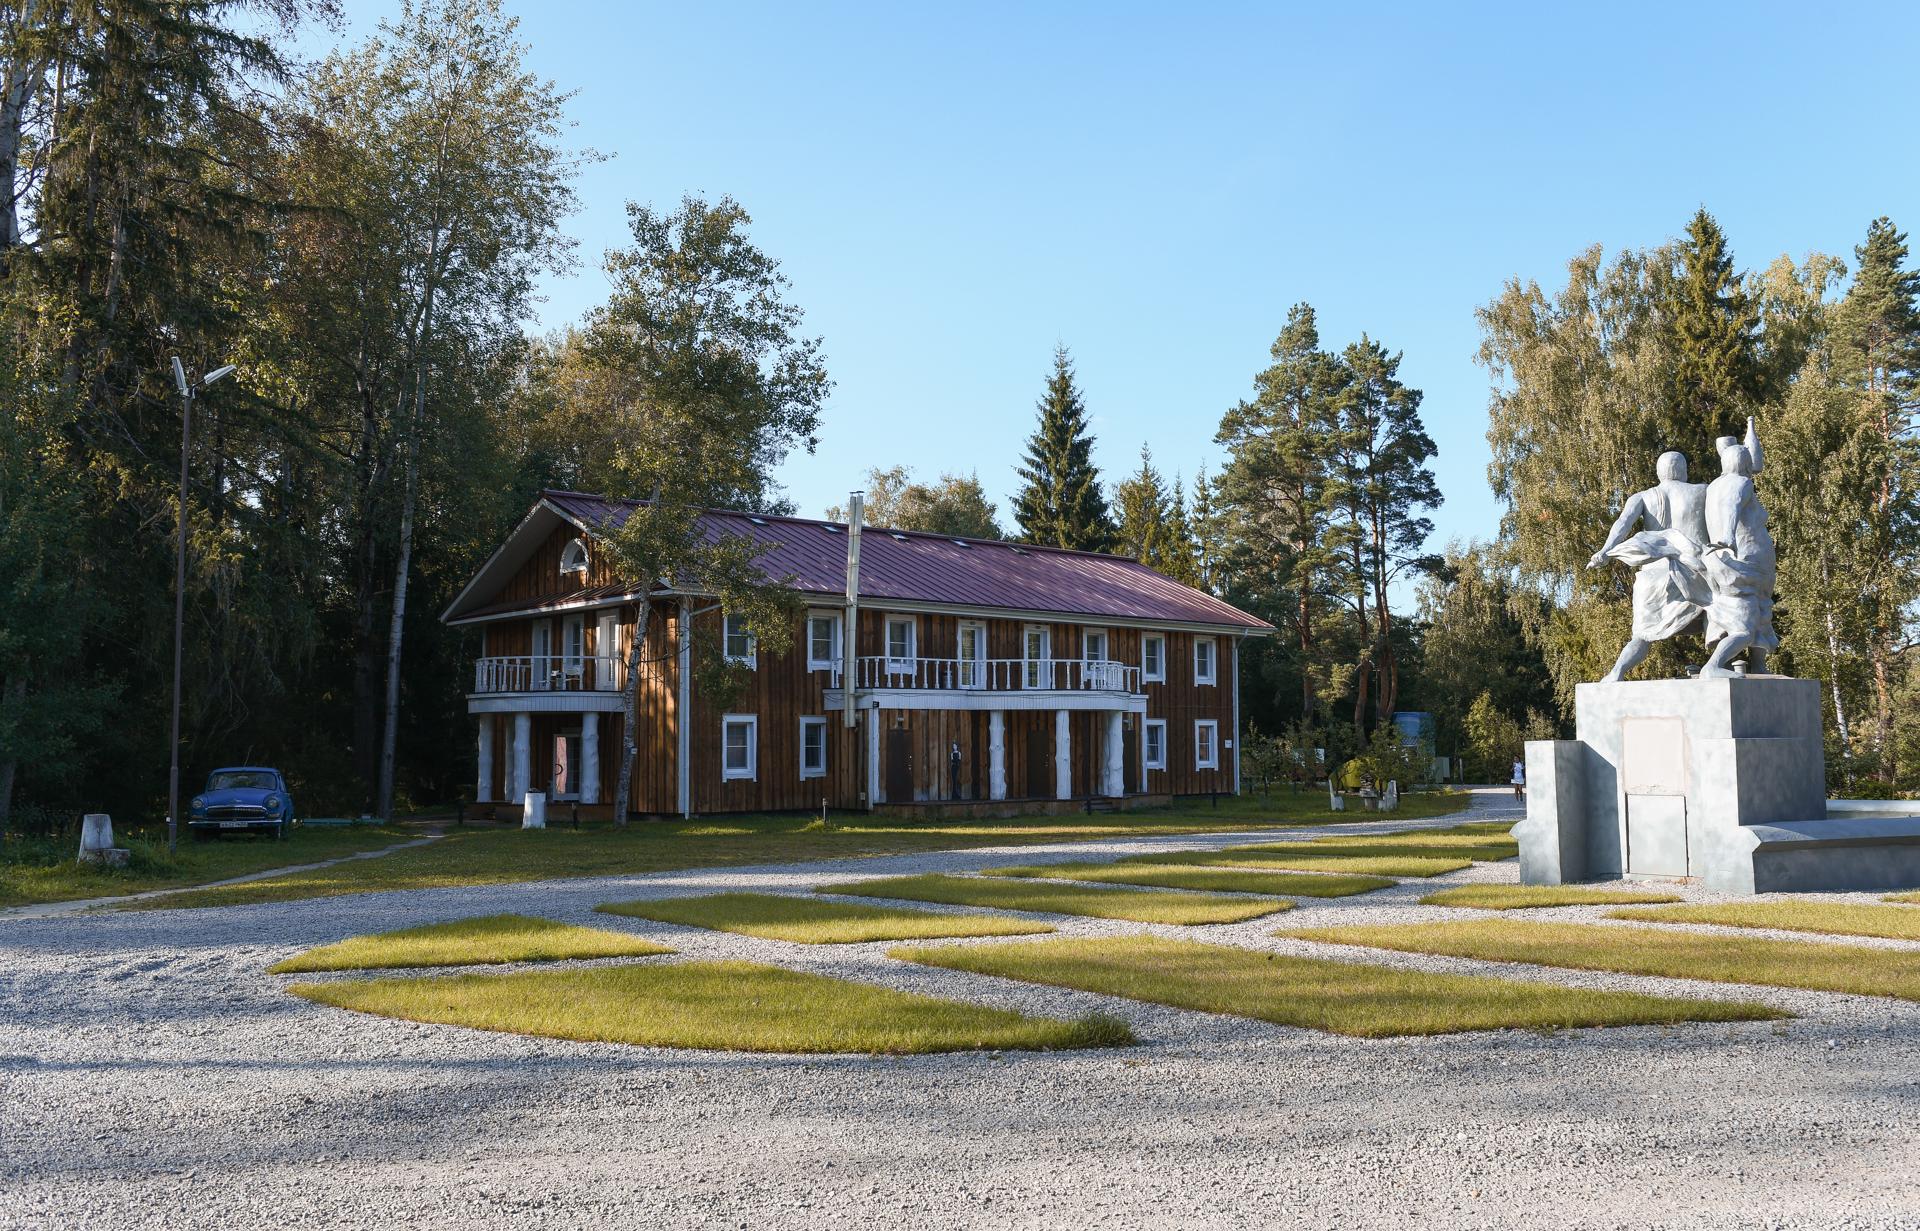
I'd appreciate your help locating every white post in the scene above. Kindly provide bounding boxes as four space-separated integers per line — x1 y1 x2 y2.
988 709 1007 801
475 718 494 803
677 597 692 818
511 712 531 805
1054 709 1071 801
1103 710 1125 797
865 704 882 805
581 712 600 805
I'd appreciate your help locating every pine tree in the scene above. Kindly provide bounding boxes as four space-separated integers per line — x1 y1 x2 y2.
1013 347 1112 550
1667 208 1763 447
1112 445 1170 564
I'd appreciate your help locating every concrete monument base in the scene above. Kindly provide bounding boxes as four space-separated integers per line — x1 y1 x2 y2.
1517 675 1920 894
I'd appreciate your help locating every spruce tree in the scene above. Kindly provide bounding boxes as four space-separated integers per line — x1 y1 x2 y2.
1112 445 1170 564
1667 208 1763 447
1162 473 1203 586
1013 347 1113 550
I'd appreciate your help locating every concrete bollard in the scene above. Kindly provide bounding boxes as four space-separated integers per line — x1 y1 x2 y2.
522 791 547 830
77 814 129 867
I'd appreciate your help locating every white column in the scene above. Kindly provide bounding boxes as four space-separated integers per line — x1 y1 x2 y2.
1054 709 1071 801
511 712 532 805
988 710 1007 801
1103 711 1125 797
476 718 494 803
581 712 600 805
865 705 882 805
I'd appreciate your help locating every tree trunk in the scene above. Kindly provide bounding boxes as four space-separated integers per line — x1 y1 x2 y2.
1819 553 1852 780
611 599 654 826
375 279 436 820
0 673 23 833
1871 636 1896 783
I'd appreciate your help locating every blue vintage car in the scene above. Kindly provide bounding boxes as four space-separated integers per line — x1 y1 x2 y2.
187 767 297 840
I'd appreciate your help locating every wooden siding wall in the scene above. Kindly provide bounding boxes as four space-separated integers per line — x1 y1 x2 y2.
499 523 621 604
479 602 1242 814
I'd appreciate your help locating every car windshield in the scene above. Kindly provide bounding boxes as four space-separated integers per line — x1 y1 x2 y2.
208 771 275 791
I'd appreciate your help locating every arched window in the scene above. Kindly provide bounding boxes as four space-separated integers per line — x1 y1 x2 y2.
559 537 589 577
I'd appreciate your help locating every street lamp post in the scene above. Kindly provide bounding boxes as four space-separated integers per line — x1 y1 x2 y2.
166 357 236 855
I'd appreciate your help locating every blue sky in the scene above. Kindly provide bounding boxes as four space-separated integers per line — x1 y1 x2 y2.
314 2 1918 546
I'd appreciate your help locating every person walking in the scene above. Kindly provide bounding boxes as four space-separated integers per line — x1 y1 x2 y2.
1511 758 1526 801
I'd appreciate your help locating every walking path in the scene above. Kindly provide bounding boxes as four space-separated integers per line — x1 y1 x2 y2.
6 789 1917 1230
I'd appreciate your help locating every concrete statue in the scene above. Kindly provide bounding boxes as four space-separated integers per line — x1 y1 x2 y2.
1587 418 1769 682
1519 416 1920 895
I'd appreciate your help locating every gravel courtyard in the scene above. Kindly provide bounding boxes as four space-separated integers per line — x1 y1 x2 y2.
5 789 1919 1230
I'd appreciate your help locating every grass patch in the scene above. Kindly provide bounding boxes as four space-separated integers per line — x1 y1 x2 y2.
1610 899 1920 942
978 861 1397 898
890 936 1780 1037
818 874 1292 924
290 961 1134 1054
1123 848 1471 878
1305 832 1518 860
269 913 673 973
0 824 415 910
1284 918 1920 1001
1421 884 1685 910
1886 890 1920 905
594 892 1053 944
118 791 1470 912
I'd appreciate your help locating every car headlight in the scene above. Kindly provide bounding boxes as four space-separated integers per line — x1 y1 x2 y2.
190 796 207 814
265 795 283 814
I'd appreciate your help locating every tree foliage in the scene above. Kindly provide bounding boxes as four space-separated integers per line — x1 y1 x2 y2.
1013 346 1112 551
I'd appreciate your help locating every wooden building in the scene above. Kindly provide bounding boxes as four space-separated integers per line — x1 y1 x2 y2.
441 491 1272 818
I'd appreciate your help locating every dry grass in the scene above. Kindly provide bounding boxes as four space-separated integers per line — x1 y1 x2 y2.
978 861 1397 898
890 935 1780 1037
1886 890 1920 905
1123 848 1471 878
269 913 673 973
290 961 1134 1054
816 874 1292 924
594 892 1053 943
1284 918 1920 1001
1610 899 1920 942
1422 885 1684 911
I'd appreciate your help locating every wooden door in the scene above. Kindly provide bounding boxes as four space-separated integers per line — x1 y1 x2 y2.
886 727 914 802
1026 724 1051 798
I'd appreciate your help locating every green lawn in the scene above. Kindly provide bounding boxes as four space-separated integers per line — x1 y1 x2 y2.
290 961 1135 1054
1305 831 1518 859
818 874 1293 924
112 790 1467 912
1122 848 1471 878
1421 884 1684 910
890 935 1781 1037
270 913 673 973
1610 899 1920 942
594 892 1054 943
1284 918 1920 1001
0 824 415 910
978 861 1398 898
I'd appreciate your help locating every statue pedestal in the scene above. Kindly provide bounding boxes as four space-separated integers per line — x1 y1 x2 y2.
1519 676 1854 894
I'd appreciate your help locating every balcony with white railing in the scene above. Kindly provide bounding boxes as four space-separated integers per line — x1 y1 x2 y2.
472 655 627 695
850 656 1140 697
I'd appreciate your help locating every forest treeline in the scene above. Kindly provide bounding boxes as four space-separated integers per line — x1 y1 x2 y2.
3 1 1917 835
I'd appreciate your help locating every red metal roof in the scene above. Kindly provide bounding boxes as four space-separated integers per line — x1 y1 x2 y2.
540 490 1272 632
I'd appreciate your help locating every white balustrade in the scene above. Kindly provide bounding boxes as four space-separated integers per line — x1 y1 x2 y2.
472 655 627 694
854 656 1140 694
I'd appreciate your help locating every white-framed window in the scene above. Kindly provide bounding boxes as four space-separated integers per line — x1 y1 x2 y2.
722 714 758 781
957 621 987 689
1194 719 1219 770
1023 624 1051 688
1193 636 1217 686
595 611 618 690
1144 719 1167 771
559 537 589 577
799 716 828 779
885 615 917 671
1142 634 1166 684
723 613 755 666
806 610 842 672
1083 628 1109 662
562 614 585 681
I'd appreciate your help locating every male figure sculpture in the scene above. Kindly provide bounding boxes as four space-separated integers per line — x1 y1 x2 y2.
1701 420 1777 677
1587 450 1711 681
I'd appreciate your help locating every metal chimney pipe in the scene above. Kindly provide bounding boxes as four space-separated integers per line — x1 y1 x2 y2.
842 492 863 728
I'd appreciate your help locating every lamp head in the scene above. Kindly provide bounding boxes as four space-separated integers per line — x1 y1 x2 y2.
202 364 236 387
171 357 189 398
